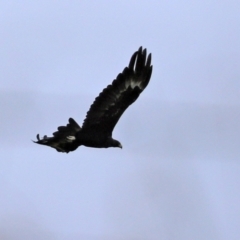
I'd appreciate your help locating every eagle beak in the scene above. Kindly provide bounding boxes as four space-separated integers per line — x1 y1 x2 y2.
119 143 123 149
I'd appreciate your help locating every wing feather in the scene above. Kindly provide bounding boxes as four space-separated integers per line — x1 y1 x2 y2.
33 118 81 153
82 47 152 136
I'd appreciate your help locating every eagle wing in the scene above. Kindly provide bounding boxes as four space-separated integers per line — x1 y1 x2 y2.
81 47 152 136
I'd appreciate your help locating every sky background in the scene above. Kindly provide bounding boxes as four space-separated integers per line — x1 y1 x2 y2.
0 1 240 239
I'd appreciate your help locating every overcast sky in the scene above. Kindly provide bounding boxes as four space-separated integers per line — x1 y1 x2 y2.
0 1 240 239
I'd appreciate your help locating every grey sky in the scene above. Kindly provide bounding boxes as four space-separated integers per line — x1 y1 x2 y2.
0 1 240 239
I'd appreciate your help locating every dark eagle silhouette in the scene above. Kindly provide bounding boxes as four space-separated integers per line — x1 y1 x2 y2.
34 47 152 153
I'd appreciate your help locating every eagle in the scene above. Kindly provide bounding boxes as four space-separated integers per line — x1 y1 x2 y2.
34 47 152 153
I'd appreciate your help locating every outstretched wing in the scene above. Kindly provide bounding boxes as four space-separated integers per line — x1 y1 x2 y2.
33 118 81 153
82 46 152 136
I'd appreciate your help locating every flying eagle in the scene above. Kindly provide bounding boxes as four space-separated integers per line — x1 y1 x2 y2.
34 47 152 153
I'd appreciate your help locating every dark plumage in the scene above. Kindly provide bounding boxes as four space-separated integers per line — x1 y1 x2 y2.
34 47 153 153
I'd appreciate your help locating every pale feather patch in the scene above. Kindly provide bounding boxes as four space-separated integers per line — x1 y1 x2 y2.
66 136 76 142
97 77 143 118
112 108 120 116
125 78 142 90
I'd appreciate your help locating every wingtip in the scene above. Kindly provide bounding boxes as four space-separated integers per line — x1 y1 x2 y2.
32 134 40 143
146 53 152 67
142 48 147 56
128 51 138 69
138 46 149 54
36 134 40 141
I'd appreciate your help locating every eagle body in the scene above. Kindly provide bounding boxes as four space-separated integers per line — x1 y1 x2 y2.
34 47 153 153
